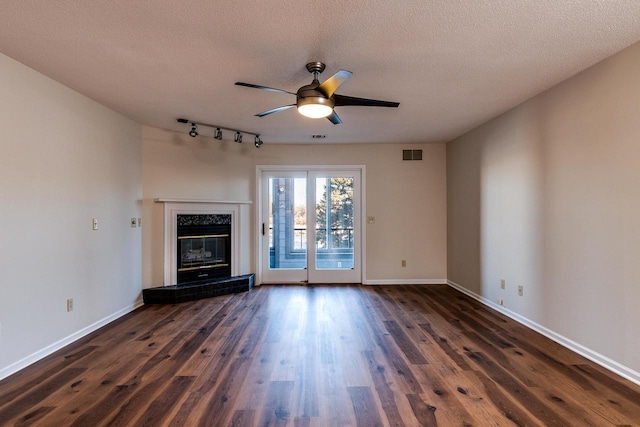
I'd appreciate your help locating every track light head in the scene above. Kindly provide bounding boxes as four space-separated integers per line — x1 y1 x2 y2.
234 131 242 143
254 135 263 148
189 123 198 137
214 128 223 140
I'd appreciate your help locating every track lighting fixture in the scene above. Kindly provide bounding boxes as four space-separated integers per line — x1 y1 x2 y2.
254 135 263 148
176 118 263 148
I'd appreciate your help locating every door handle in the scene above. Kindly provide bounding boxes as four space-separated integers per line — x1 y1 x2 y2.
262 223 265 236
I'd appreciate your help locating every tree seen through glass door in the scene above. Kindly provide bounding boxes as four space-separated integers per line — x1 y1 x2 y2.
315 177 354 269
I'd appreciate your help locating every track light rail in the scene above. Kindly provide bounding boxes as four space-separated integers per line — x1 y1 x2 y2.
177 118 260 137
177 118 263 147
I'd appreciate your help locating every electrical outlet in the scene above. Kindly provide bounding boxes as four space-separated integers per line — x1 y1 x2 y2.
501 279 506 289
367 216 375 224
137 218 142 227
518 285 524 297
66 298 74 312
401 260 407 267
499 299 504 306
131 218 137 228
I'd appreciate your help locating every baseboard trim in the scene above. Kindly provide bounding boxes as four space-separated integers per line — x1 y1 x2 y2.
446 280 640 387
0 299 144 381
363 279 448 285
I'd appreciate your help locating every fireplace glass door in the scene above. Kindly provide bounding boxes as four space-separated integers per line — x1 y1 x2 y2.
176 218 231 284
179 234 228 271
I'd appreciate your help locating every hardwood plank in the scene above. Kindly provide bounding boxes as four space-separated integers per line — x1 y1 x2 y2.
472 370 544 426
293 415 310 427
134 375 195 426
169 292 265 424
409 364 478 426
464 349 570 426
230 409 256 427
0 346 97 408
383 320 429 365
259 380 294 427
193 357 253 426
406 394 438 427
418 322 471 371
357 288 424 394
39 350 153 425
70 297 237 427
1 284 639 426
374 287 438 354
417 285 633 425
0 367 86 423
317 344 355 426
348 386 384 427
232 342 279 413
362 350 406 427
12 405 55 427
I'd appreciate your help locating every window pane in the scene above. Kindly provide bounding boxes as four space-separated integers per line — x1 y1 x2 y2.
269 177 307 269
315 177 354 270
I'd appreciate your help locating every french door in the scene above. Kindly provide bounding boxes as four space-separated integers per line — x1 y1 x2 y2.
259 167 362 284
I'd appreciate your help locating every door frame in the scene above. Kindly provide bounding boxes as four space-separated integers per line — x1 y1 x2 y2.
256 165 367 285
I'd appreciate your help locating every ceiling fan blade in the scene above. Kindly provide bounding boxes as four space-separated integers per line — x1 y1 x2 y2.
317 70 353 97
334 94 399 108
235 82 296 96
256 104 296 117
326 111 342 125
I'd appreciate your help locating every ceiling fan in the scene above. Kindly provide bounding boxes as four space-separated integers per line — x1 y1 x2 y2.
235 62 400 125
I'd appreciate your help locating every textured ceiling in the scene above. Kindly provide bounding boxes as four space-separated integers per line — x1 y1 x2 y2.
1 1 640 144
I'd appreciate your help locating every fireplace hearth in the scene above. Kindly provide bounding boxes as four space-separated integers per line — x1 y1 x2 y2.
143 274 254 304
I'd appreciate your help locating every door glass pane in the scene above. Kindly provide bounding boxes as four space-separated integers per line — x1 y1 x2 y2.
315 177 354 269
269 177 307 269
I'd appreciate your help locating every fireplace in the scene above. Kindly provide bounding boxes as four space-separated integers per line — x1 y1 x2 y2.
177 214 231 284
158 199 249 287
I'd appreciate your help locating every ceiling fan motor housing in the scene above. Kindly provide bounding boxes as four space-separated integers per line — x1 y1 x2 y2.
297 85 335 109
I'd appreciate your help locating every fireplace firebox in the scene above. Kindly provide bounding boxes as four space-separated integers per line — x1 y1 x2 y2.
177 214 231 284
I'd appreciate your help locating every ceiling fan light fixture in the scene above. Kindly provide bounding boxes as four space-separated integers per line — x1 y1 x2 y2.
297 96 334 119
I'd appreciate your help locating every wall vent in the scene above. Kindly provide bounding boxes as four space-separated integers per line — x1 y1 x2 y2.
402 149 423 160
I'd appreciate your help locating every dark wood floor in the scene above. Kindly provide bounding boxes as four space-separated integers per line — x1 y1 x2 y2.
1 285 640 426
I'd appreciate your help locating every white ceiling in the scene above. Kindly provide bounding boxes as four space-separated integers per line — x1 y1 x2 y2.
1 1 640 144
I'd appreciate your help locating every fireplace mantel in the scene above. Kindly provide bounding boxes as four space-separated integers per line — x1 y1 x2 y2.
155 198 252 205
157 200 250 286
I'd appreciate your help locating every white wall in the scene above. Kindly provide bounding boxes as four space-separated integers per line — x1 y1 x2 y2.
0 53 142 377
142 126 447 287
447 41 640 378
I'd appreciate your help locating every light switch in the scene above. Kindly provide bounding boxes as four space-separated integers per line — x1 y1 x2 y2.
92 218 98 230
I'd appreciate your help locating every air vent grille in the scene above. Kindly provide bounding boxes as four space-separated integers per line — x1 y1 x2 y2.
402 149 422 161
